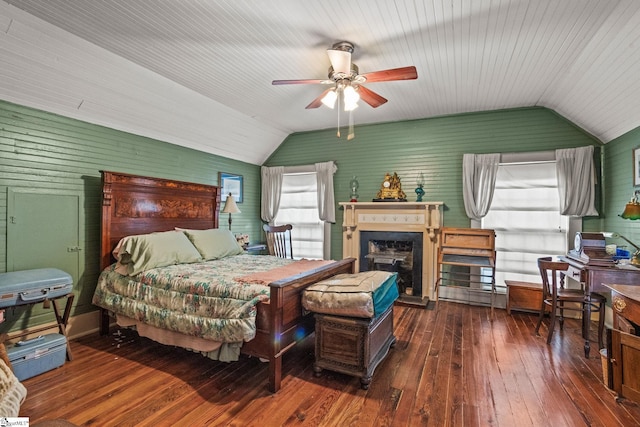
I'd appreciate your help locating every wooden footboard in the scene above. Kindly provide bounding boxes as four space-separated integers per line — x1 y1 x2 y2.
242 257 356 392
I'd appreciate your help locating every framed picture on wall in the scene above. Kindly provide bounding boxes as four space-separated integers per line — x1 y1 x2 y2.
635 147 640 186
219 172 243 203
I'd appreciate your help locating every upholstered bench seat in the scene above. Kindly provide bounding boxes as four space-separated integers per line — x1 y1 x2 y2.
302 270 399 318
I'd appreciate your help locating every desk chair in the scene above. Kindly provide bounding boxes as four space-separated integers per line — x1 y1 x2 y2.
263 224 293 259
535 257 606 357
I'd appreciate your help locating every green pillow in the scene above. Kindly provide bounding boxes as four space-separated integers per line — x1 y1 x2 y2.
181 228 244 260
116 230 203 276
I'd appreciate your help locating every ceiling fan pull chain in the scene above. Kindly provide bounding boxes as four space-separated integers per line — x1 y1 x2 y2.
336 94 341 138
348 110 355 140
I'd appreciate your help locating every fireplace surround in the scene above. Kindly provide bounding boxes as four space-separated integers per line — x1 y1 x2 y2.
340 202 443 304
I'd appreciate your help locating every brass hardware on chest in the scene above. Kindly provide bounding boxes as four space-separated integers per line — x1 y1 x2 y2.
613 296 626 313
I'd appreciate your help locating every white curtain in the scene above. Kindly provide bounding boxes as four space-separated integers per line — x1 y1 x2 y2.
260 166 284 223
462 153 500 220
555 146 598 217
314 161 338 223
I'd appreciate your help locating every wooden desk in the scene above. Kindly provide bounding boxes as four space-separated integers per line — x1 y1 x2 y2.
581 265 640 293
560 257 640 356
560 257 640 295
604 284 640 403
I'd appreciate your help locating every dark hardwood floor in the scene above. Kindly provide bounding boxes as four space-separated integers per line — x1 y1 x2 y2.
19 302 640 426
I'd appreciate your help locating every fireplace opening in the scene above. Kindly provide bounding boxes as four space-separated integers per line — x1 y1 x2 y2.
359 231 424 306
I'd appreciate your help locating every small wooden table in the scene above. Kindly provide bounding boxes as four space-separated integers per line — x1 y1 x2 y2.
604 284 640 403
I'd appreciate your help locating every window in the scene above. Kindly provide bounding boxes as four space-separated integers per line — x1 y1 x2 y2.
480 158 577 286
273 172 327 259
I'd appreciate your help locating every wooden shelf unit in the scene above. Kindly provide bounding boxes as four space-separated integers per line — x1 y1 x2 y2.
436 227 498 318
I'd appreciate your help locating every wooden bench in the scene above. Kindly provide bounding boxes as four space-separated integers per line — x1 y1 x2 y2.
505 280 542 315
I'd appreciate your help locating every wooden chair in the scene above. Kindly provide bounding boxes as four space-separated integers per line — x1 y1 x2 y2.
535 257 606 357
263 224 293 259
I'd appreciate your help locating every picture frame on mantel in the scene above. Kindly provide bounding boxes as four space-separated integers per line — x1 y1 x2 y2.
219 172 243 203
635 147 640 187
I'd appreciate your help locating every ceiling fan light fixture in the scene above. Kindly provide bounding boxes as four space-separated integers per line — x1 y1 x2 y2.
326 49 351 75
321 89 337 109
343 85 360 111
344 99 359 112
327 42 354 76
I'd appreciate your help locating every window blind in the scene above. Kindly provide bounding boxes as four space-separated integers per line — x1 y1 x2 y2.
273 172 324 259
482 161 569 285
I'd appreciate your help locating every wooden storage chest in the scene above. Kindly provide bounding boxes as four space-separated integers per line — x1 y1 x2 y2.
313 305 396 389
505 280 543 314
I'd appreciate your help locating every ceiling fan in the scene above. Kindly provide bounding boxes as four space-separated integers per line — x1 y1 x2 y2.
272 42 417 138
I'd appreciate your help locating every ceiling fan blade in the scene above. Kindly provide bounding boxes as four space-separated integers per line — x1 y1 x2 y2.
305 88 333 109
272 78 327 85
361 66 418 83
358 86 388 108
327 49 351 75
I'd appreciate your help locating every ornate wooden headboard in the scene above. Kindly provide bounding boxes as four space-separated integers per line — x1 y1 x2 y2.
100 171 220 270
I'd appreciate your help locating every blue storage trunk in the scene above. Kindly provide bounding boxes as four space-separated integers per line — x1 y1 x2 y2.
7 334 67 381
0 268 73 308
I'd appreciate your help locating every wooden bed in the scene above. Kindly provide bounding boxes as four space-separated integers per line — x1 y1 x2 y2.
99 170 355 392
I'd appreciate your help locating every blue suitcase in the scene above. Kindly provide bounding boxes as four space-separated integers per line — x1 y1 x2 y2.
7 334 67 381
0 268 73 309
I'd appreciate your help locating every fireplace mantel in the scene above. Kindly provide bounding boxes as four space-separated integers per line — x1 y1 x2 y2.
339 201 444 301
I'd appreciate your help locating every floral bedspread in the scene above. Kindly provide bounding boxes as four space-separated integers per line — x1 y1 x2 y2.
92 254 296 343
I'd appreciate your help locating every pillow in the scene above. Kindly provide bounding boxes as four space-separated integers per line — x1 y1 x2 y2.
114 230 203 276
180 228 244 260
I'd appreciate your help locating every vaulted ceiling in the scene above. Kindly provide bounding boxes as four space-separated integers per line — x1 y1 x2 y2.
2 1 640 165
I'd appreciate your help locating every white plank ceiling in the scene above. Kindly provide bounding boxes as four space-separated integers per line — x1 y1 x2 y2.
1 0 640 165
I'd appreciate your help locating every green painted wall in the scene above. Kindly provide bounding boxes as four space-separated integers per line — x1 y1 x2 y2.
603 128 640 246
265 107 603 259
0 101 609 332
0 100 261 330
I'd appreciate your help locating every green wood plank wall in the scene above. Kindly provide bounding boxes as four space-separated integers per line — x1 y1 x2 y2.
264 107 603 259
603 128 640 246
0 100 261 330
0 100 616 332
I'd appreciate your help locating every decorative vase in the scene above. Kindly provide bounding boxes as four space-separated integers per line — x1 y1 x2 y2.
415 172 425 202
350 176 360 202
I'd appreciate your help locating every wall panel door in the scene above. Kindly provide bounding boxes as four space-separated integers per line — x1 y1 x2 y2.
7 189 80 284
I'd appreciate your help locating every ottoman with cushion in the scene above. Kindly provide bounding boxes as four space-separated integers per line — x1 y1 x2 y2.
302 271 399 389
